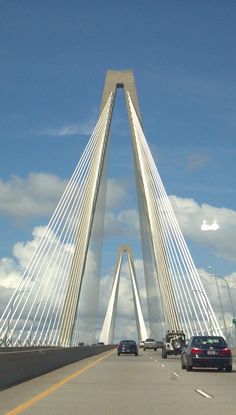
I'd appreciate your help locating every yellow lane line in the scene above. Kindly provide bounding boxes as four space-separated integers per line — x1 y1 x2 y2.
5 349 115 415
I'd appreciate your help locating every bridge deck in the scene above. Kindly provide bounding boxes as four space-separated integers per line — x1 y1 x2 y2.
1 349 236 415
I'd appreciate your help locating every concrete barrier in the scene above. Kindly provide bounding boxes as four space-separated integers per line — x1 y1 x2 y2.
0 345 115 388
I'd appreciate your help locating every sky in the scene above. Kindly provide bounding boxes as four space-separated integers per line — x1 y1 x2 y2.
0 0 236 342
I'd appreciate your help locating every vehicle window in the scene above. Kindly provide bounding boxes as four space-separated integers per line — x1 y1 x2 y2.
193 337 226 347
121 340 136 345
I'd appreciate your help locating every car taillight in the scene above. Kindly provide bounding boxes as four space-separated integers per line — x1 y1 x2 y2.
191 347 203 355
219 348 231 356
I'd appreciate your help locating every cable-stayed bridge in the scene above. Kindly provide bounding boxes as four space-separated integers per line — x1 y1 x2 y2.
0 70 223 348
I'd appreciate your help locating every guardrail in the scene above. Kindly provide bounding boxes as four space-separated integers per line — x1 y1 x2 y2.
0 345 115 388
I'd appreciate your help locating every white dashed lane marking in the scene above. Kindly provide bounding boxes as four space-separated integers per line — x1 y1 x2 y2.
172 371 180 377
195 389 213 399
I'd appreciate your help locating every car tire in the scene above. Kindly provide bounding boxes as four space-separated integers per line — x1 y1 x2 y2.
172 339 181 350
143 348 146 351
162 348 167 359
226 365 232 372
186 358 193 371
135 353 138 356
117 353 120 356
181 356 186 369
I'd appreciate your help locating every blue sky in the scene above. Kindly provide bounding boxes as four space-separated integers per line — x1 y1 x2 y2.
0 0 236 323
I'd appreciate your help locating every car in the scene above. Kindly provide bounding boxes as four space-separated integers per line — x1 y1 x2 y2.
181 335 232 372
117 340 138 356
139 340 145 348
162 331 186 358
143 338 158 351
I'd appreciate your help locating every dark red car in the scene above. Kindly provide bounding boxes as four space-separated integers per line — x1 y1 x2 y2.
117 340 138 356
181 335 232 372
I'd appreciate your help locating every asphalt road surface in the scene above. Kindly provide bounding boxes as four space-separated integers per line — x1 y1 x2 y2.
1 348 236 415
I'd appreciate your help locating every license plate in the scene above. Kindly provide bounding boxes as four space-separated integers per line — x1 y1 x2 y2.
207 350 216 355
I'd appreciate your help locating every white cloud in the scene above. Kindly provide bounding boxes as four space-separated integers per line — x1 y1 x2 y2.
106 179 127 209
0 173 67 220
104 209 140 238
1 223 236 343
0 174 129 225
0 226 59 301
104 191 236 263
0 256 23 316
1 169 236 342
0 257 21 289
117 209 139 229
13 226 47 270
169 195 236 262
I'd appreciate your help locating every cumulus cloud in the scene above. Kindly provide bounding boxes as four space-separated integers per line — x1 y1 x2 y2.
104 191 236 263
1 168 236 342
106 179 128 209
169 195 236 262
117 210 140 229
1 223 236 343
0 226 42 293
0 255 22 315
13 226 47 270
0 173 67 220
104 209 140 237
0 174 129 224
0 257 21 289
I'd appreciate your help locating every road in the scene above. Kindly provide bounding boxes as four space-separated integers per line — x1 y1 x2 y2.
1 348 236 415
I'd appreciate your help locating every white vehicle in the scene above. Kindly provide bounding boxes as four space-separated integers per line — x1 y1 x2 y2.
143 338 158 351
162 331 186 358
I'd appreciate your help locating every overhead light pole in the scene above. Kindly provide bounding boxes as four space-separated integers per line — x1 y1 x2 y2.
214 275 227 337
220 276 235 346
208 266 234 345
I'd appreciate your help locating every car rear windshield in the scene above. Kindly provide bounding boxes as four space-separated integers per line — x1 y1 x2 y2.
192 337 226 348
120 340 136 345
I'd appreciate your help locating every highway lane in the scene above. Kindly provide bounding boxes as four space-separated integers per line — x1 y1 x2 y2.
1 348 236 415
